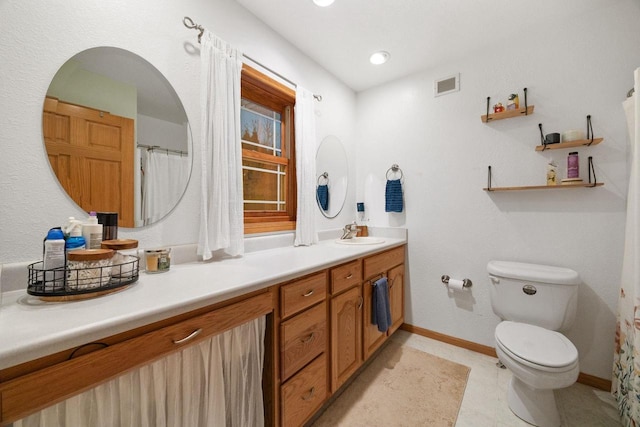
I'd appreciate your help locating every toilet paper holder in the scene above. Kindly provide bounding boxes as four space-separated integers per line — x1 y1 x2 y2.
441 275 473 288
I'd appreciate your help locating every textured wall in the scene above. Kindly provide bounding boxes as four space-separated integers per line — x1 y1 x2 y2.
355 1 640 379
0 0 357 264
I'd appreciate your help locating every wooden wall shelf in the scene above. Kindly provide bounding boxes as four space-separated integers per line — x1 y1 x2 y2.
534 138 603 151
483 182 604 192
481 105 535 123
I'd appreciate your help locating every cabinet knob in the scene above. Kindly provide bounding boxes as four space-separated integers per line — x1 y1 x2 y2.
300 332 315 344
302 387 316 401
172 328 203 345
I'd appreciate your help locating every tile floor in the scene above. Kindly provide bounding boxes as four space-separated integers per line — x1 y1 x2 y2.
390 330 621 427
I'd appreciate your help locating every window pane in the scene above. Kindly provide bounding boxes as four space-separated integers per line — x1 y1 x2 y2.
241 99 282 157
243 160 286 212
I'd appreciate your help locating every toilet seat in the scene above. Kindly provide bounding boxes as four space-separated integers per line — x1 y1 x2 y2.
495 321 578 372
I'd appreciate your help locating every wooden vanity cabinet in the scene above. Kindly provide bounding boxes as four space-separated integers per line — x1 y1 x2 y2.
0 290 274 426
329 259 363 393
0 243 405 427
362 246 405 360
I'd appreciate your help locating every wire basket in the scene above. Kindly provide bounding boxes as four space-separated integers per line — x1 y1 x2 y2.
27 255 139 300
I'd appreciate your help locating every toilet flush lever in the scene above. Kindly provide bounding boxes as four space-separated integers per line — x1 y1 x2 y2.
522 284 537 295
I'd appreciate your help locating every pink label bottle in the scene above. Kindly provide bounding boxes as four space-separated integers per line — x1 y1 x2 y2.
567 152 579 179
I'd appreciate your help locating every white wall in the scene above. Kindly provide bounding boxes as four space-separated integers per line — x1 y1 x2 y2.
0 0 356 264
356 1 640 379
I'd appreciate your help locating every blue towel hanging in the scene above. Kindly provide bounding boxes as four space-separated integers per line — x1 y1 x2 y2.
317 185 329 211
385 179 403 212
371 277 392 333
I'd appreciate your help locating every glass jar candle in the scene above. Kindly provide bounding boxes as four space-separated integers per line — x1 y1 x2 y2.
145 248 171 273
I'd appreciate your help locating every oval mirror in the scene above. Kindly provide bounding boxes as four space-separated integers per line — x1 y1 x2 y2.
316 135 348 218
43 47 192 228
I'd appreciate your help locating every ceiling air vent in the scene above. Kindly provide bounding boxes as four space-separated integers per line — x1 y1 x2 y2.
434 73 460 97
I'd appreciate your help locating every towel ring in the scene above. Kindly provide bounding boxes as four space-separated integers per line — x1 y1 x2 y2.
386 164 403 181
317 172 329 185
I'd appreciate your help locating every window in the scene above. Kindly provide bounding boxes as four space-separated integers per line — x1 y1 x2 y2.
241 65 296 234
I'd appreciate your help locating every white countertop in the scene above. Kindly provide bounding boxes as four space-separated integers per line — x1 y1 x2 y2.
0 232 406 371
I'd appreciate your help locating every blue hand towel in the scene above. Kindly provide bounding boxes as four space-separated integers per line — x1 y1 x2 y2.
385 179 403 212
317 184 329 211
371 277 392 333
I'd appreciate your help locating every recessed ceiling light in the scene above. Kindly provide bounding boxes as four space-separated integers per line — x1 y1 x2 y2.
313 0 335 6
369 51 390 65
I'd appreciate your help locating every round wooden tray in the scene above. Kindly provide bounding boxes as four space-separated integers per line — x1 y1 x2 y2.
37 284 131 302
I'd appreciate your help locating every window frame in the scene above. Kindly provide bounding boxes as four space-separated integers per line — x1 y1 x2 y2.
241 65 297 234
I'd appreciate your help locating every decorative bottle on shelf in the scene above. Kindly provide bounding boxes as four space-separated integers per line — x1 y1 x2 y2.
546 161 558 186
567 152 579 180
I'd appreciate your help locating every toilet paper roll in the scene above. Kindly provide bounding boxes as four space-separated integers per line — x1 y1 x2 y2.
447 278 465 291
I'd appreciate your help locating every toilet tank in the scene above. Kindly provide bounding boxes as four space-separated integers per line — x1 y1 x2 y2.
487 260 580 331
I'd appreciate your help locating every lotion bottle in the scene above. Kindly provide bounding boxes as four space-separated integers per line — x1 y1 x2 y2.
43 228 66 286
83 211 103 249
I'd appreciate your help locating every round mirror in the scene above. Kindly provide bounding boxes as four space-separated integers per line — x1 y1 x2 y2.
316 135 348 218
43 47 192 228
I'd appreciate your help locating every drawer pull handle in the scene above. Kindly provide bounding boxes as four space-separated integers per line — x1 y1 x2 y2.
173 328 203 345
302 387 316 401
301 332 315 344
302 290 314 297
346 273 353 279
357 296 363 310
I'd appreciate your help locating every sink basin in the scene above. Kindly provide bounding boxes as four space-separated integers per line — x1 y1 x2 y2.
335 237 385 245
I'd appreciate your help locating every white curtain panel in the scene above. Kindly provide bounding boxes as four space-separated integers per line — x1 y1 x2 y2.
14 316 266 427
141 150 190 225
294 87 319 246
198 30 244 260
613 69 640 424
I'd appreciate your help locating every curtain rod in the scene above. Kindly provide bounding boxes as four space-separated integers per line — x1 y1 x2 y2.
138 144 187 156
183 16 322 102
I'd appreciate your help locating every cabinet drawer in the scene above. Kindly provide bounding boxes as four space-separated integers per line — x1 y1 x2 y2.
280 271 327 319
281 354 327 427
363 246 405 279
281 302 326 381
330 259 362 295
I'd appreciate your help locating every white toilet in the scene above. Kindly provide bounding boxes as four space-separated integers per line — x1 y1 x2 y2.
487 260 580 427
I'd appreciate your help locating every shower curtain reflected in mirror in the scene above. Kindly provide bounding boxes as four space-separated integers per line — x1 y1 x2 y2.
141 149 190 225
613 68 640 425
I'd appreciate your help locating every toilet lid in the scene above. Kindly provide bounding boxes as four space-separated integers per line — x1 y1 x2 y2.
495 321 578 368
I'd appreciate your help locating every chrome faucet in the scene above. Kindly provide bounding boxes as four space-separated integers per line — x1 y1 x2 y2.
341 222 359 240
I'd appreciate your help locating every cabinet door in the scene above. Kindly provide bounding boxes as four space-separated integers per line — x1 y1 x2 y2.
363 277 387 360
388 264 404 335
330 286 362 392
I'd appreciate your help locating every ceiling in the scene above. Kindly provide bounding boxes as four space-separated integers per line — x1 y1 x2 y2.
235 0 613 92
